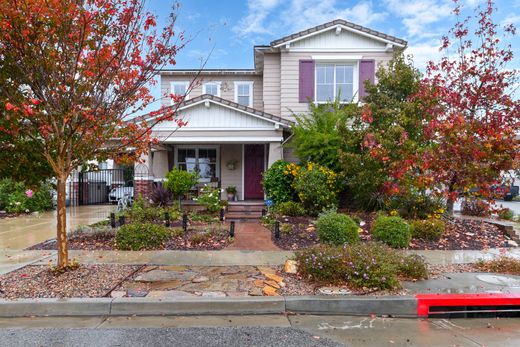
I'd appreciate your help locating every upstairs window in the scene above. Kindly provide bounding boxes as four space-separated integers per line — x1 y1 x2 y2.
234 82 253 107
203 82 221 97
170 81 189 104
315 64 354 103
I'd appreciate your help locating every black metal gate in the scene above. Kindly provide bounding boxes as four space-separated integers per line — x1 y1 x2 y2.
70 168 134 206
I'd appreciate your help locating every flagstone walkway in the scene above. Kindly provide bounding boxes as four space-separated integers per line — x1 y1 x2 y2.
226 222 280 251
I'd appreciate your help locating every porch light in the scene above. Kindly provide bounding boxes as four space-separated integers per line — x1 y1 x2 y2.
229 221 235 238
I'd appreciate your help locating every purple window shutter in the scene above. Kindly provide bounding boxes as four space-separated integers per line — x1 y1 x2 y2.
359 60 375 99
299 59 315 103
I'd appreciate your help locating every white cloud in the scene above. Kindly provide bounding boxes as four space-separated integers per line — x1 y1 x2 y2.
502 14 520 26
384 0 453 39
406 40 443 69
232 0 386 40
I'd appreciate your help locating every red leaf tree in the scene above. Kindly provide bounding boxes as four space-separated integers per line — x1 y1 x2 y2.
406 0 520 214
0 0 188 267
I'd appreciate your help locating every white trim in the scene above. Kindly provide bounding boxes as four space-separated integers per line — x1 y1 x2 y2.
289 48 391 53
311 55 363 61
234 81 254 107
170 81 189 105
160 137 284 143
241 144 244 201
274 24 406 48
174 145 220 183
314 62 359 104
202 81 221 97
156 127 279 131
173 98 284 126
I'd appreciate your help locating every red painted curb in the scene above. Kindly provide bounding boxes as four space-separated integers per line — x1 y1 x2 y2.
416 293 520 317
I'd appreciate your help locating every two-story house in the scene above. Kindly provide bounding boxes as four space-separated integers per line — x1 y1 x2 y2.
136 19 407 201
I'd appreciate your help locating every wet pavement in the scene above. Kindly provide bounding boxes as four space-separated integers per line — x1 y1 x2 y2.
0 315 519 346
0 205 112 250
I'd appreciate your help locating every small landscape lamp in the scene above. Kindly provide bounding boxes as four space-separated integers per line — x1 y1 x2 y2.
110 213 116 228
164 211 170 227
182 213 188 232
118 215 125 226
220 208 225 221
229 221 235 238
261 208 267 217
274 221 280 239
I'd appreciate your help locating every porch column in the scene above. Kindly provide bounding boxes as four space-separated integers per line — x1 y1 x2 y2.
267 142 283 168
152 150 169 181
134 151 154 199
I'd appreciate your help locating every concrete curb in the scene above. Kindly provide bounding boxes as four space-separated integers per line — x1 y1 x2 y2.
0 296 418 318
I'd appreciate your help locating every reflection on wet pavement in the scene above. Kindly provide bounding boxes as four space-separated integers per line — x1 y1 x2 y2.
0 205 113 250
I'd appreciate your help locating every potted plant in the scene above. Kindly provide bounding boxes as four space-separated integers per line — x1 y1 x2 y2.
226 186 237 201
226 159 237 170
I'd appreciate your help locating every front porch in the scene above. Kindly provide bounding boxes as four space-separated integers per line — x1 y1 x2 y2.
134 95 293 201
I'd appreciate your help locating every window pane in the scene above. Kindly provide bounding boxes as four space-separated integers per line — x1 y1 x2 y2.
317 84 334 102
238 84 249 95
336 83 353 101
205 84 218 96
178 149 195 163
173 83 186 95
238 95 250 106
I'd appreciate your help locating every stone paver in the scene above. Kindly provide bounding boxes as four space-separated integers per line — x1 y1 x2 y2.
0 205 112 249
226 222 280 251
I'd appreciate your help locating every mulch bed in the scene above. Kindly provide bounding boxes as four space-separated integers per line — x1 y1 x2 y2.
0 264 141 299
27 224 232 251
270 212 514 251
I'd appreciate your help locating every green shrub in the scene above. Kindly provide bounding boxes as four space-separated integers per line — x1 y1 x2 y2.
385 191 445 219
189 232 211 244
371 215 411 248
316 211 360 246
280 223 293 235
26 183 53 212
498 208 514 221
115 223 170 250
165 168 198 199
296 242 428 290
262 160 297 204
194 185 225 214
293 162 338 216
410 219 445 241
273 201 306 216
476 256 520 275
0 179 53 213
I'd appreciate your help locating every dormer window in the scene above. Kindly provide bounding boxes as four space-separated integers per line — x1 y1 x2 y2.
234 81 253 107
170 81 189 104
203 82 221 97
315 63 355 103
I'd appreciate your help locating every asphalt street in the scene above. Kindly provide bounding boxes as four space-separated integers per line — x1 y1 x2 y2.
0 315 519 347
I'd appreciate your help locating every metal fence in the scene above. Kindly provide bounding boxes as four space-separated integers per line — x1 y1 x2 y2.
69 168 134 206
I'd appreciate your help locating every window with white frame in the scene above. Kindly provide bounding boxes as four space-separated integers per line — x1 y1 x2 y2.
203 82 220 97
170 81 189 104
176 146 219 182
315 64 355 103
234 82 253 107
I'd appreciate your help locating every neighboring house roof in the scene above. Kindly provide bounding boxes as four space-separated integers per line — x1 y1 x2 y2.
270 18 407 47
160 69 259 76
143 94 293 127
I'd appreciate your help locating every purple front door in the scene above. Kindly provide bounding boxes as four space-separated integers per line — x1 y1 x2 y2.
244 144 265 200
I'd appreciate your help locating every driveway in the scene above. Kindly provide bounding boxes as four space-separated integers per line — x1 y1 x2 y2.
0 205 113 250
454 200 520 215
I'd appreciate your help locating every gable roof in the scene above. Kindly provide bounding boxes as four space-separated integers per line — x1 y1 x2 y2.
143 94 293 127
270 19 407 48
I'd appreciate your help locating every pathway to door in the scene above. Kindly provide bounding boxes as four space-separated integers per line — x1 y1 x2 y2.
226 221 280 251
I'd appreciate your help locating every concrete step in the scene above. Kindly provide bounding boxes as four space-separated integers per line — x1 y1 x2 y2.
227 205 265 212
226 212 263 220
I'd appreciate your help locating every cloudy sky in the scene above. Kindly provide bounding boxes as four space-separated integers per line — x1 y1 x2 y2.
149 0 519 70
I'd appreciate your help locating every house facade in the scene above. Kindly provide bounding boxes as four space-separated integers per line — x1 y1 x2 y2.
136 19 407 200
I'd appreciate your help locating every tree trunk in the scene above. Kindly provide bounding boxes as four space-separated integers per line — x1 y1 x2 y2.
446 198 455 216
56 176 69 268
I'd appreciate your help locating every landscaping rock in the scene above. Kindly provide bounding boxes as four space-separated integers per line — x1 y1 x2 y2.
264 280 281 289
161 266 189 271
110 291 126 298
221 267 240 275
254 279 265 287
318 287 352 296
146 290 196 298
192 276 210 283
148 280 183 290
127 289 149 297
264 273 283 284
134 270 196 282
248 287 263 296
201 291 226 298
507 240 519 247
284 260 298 274
257 266 276 276
262 286 279 296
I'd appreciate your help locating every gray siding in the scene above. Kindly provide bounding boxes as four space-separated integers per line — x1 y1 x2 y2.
160 74 263 111
263 53 281 116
